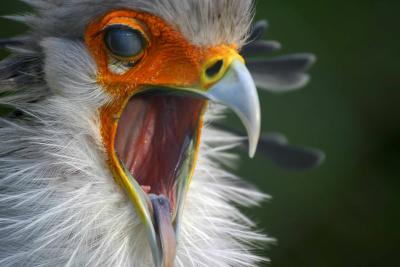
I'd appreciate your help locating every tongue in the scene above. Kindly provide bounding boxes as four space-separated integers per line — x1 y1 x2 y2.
150 195 177 267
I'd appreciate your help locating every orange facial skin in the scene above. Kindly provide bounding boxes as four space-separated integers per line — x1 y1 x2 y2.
84 9 239 186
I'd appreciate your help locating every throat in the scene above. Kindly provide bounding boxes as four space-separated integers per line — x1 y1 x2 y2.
115 93 205 210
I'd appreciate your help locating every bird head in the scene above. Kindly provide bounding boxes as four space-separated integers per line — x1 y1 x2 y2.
28 2 260 266
82 8 260 266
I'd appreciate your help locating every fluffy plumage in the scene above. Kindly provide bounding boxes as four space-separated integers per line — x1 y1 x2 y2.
0 1 272 266
12 0 253 49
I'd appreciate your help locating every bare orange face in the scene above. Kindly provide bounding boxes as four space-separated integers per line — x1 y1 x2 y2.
86 9 240 91
84 9 254 267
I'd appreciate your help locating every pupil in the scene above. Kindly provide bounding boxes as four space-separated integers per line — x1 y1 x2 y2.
105 27 143 58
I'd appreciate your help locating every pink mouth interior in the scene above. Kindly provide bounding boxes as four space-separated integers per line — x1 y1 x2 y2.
115 93 204 210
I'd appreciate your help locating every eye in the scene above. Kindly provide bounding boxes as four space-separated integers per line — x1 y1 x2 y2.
104 25 146 59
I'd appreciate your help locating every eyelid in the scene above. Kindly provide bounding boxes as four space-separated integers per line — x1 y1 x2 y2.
102 24 147 42
103 17 150 43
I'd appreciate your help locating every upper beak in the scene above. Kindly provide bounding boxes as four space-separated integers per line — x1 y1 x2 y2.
199 59 261 157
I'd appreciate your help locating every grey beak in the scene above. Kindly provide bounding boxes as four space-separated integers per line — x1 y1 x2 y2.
204 60 261 157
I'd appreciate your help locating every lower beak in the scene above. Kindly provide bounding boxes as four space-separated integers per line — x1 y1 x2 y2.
119 60 261 267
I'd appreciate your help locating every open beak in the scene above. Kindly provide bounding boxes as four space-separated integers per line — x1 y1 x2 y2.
112 57 261 267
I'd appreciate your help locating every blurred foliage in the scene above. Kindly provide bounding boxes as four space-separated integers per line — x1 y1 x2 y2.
0 1 399 266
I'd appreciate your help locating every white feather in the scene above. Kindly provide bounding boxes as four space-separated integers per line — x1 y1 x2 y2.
0 98 272 266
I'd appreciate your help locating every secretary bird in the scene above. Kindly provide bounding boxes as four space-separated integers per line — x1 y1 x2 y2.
0 0 323 266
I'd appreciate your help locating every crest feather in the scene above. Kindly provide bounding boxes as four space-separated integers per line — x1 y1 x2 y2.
18 0 254 48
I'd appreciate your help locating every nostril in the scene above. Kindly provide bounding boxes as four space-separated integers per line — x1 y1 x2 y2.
205 59 224 78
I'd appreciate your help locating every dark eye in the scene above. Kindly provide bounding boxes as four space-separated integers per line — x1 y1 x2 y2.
104 25 146 58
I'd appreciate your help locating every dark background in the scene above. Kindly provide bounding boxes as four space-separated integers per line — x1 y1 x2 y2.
1 1 399 266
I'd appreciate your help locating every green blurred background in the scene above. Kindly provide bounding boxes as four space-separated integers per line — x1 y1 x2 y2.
0 1 399 266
